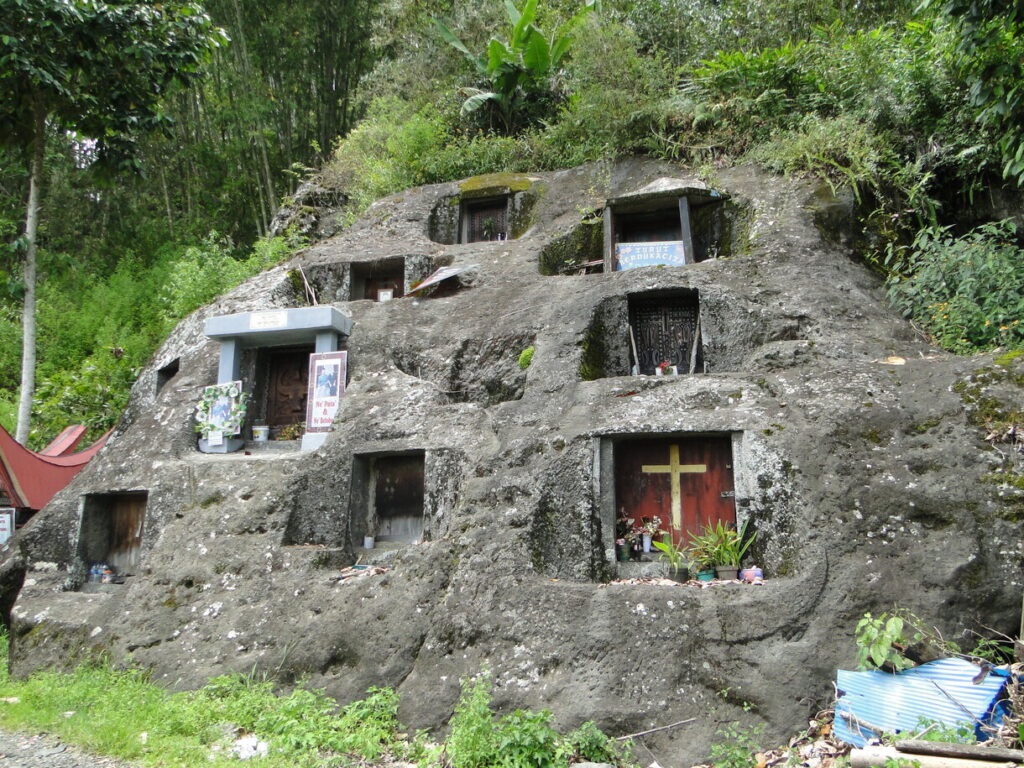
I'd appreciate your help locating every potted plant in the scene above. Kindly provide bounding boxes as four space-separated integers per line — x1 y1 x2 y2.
652 536 688 582
685 529 718 581
709 519 755 580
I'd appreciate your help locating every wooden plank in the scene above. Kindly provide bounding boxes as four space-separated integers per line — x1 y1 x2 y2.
896 741 1024 763
852 746 1019 768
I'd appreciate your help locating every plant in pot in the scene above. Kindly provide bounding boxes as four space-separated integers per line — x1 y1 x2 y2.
685 529 718 581
652 535 688 582
709 519 755 581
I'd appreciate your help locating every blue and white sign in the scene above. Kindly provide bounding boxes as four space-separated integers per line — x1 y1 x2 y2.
615 241 688 271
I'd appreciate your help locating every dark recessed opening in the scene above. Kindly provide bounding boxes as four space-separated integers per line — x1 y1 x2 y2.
253 344 315 436
462 197 509 243
350 258 405 301
156 358 180 395
618 209 682 244
77 491 147 586
628 291 704 376
373 454 425 543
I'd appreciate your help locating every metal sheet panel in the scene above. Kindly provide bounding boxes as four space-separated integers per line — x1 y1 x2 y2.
835 658 1010 747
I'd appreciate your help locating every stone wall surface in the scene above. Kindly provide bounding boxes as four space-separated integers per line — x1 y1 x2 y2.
2 158 1022 765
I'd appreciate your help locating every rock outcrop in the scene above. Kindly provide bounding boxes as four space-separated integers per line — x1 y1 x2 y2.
3 159 1021 764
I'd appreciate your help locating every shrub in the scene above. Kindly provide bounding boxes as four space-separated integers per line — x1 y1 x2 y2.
885 220 1024 354
446 673 498 768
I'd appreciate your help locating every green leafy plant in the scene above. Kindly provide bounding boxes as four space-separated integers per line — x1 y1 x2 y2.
885 220 1024 355
446 672 498 768
652 535 687 577
709 721 765 768
517 346 535 369
688 519 755 569
855 612 923 671
433 0 598 134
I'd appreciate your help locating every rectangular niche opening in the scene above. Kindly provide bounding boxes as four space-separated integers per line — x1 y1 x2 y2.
253 344 315 436
461 196 509 243
77 491 147 586
607 194 728 271
156 358 180 396
617 208 682 244
606 434 738 575
628 290 704 376
350 258 406 301
350 451 427 552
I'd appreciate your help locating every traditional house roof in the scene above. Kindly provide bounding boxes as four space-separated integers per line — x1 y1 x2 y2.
0 425 110 510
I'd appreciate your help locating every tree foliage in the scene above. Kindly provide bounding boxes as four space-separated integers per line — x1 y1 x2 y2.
433 0 598 134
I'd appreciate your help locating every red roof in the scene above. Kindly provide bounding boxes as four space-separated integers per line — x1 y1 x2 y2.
0 425 110 510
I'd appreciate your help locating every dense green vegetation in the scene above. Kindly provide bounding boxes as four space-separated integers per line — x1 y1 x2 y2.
0 633 628 768
2 0 1023 447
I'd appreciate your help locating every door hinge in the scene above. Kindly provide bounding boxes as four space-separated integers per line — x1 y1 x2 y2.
720 491 735 498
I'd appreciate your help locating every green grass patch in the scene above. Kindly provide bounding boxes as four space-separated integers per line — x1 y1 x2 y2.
0 635 630 768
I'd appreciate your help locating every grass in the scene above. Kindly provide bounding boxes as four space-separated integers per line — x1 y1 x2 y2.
0 635 630 768
0 631 406 767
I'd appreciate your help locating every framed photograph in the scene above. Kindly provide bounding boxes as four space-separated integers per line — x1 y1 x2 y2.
306 352 348 432
195 381 248 438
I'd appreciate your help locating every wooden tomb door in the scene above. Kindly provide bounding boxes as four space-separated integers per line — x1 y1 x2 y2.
629 296 702 375
266 346 312 427
615 436 735 550
374 455 425 543
465 199 507 242
107 493 145 571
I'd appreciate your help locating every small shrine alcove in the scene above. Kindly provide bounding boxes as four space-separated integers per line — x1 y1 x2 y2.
462 196 509 243
579 290 705 379
350 257 406 301
258 344 315 429
599 434 741 561
76 491 147 584
604 179 728 272
349 451 427 551
629 290 703 375
203 306 353 450
427 174 539 244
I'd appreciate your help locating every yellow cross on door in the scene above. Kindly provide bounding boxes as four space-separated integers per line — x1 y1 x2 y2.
641 444 707 530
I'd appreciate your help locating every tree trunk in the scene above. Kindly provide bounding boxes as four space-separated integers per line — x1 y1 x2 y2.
15 103 46 445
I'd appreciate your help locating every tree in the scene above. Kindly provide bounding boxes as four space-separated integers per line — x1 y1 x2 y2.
923 0 1024 185
0 0 227 443
433 0 599 134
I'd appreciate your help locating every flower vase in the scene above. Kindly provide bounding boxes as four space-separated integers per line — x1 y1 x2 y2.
642 534 652 553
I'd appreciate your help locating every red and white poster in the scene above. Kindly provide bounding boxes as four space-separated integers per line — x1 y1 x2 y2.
305 351 347 432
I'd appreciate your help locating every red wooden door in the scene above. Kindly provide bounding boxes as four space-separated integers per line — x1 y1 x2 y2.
614 436 735 549
266 347 311 427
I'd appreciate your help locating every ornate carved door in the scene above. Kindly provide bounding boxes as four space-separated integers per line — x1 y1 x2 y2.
614 436 735 549
629 296 702 375
266 347 311 427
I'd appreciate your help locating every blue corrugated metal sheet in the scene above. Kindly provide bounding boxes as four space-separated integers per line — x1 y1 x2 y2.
834 658 1010 747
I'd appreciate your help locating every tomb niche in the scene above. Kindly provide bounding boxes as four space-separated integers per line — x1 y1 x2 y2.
349 452 427 553
580 289 705 379
604 178 730 272
203 306 353 450
427 173 539 245
349 257 406 301
600 434 741 575
76 491 147 589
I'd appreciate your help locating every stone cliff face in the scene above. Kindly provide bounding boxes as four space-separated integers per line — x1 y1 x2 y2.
3 159 1021 763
